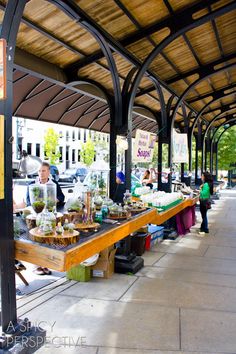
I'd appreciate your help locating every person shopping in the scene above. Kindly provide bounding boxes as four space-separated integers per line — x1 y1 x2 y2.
141 169 153 189
199 172 213 235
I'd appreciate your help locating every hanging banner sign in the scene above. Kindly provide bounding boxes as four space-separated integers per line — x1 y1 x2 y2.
133 129 156 162
172 131 188 163
0 38 6 100
0 115 4 199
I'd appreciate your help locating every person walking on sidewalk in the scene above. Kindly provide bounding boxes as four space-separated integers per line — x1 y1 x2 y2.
199 172 213 235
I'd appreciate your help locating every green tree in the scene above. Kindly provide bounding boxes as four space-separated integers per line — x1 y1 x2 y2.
80 138 95 166
44 128 61 165
217 126 236 170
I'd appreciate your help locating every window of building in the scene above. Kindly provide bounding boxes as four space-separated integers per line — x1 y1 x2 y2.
27 143 32 155
78 150 81 162
59 131 63 138
84 130 87 143
59 146 63 162
66 131 70 142
72 149 75 164
36 143 40 157
66 146 69 161
78 129 81 140
72 131 75 141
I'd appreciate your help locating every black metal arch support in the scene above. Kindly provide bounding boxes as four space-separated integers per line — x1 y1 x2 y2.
127 1 236 115
127 1 236 169
204 103 236 139
190 90 236 135
173 60 236 132
48 0 122 124
48 0 125 198
210 119 236 176
211 116 236 145
200 105 236 171
0 0 28 332
216 121 236 145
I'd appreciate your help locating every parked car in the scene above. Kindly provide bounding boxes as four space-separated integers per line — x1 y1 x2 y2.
50 165 59 182
59 167 88 184
83 171 141 191
59 169 78 184
76 167 88 182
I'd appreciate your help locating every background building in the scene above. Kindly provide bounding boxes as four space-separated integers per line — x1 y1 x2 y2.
12 117 110 173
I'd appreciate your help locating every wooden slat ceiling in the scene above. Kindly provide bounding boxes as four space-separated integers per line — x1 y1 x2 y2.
1 0 236 133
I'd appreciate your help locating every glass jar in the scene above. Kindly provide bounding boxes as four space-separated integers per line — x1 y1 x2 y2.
123 190 132 206
94 194 103 210
117 204 123 217
39 209 55 235
45 180 57 212
109 203 118 216
29 184 46 214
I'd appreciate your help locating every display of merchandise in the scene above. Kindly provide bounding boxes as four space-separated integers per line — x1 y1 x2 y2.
134 186 151 196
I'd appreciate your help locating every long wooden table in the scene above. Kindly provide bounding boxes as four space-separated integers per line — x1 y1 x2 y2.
15 197 197 272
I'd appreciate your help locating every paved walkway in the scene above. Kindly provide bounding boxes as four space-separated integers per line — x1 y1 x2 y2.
17 191 236 354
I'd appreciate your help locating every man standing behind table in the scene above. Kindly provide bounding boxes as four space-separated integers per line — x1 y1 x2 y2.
26 162 65 275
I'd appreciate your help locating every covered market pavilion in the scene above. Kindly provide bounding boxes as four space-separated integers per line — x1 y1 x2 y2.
0 0 236 351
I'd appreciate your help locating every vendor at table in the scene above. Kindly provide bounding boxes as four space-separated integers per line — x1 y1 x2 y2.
26 161 65 275
114 171 126 204
26 161 65 207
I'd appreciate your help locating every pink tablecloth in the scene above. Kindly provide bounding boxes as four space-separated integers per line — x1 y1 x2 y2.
176 205 196 235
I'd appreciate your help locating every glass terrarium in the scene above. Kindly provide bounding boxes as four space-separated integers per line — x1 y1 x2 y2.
36 209 56 229
45 180 57 212
93 194 103 210
87 160 110 196
123 190 132 206
29 184 46 214
38 209 55 235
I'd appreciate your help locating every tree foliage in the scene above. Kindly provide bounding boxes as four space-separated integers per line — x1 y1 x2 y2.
217 126 236 170
44 128 61 165
80 138 95 166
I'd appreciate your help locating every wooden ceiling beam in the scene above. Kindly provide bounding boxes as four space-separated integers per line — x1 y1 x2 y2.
187 82 236 103
68 0 219 71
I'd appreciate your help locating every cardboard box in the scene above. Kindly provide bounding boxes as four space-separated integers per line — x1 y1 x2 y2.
92 246 116 279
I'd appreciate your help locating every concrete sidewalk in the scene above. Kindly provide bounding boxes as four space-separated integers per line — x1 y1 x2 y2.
17 191 236 354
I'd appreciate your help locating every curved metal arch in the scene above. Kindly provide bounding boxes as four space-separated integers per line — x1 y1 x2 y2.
172 61 236 131
210 121 236 174
216 122 236 145
200 105 236 170
202 105 236 140
191 90 236 134
126 1 236 127
212 116 236 144
48 0 122 125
